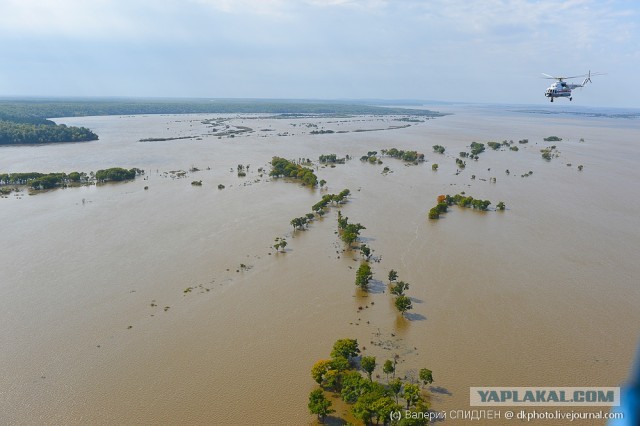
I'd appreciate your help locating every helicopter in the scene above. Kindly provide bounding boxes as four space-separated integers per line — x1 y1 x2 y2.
543 70 604 102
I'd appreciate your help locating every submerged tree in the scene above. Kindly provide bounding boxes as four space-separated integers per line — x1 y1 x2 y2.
361 356 376 381
419 368 434 387
308 389 334 423
331 338 360 361
383 359 395 382
360 244 371 260
394 295 413 317
355 263 373 290
390 281 410 297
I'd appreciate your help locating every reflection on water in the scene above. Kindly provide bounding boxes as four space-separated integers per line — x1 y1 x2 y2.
1 108 639 425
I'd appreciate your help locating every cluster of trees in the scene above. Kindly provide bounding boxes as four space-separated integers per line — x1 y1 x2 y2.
455 158 466 169
309 339 433 424
432 145 445 154
544 136 562 141
269 157 318 186
0 121 98 145
237 164 248 177
470 141 485 156
540 145 559 161
290 214 315 230
310 129 335 135
95 167 143 182
388 270 414 317
487 141 501 150
429 193 501 219
518 139 529 144
360 151 382 164
273 237 287 252
318 154 346 164
381 148 425 163
337 211 366 247
312 189 350 216
1 168 142 189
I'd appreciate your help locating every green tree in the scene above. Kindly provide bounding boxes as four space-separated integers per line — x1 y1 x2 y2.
403 383 422 410
395 296 413 317
372 396 401 425
311 360 332 385
360 244 371 260
361 356 376 381
389 378 403 404
331 338 360 361
388 269 398 282
390 281 410 296
355 263 373 290
341 371 367 403
308 389 334 423
352 384 389 425
383 359 395 382
419 368 433 387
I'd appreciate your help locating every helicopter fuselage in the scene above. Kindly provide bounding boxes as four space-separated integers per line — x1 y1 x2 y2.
544 81 580 101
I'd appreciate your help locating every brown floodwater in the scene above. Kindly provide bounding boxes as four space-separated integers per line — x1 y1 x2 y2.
1 107 638 425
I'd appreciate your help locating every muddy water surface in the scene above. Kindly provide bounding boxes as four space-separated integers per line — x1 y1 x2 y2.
1 107 638 425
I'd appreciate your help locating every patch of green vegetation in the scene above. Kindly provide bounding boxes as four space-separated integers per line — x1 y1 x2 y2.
432 144 445 154
0 120 98 145
544 136 562 142
318 154 346 164
269 157 318 186
1 167 142 190
540 145 559 161
429 193 499 219
309 339 433 424
96 168 142 182
382 148 424 163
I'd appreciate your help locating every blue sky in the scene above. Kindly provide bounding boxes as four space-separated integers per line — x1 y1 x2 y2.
0 0 638 107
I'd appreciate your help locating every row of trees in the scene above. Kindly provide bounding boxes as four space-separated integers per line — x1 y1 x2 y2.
309 339 434 424
312 189 350 216
319 154 346 164
428 193 504 219
269 156 318 186
0 120 98 145
381 148 425 163
388 270 413 317
1 168 142 189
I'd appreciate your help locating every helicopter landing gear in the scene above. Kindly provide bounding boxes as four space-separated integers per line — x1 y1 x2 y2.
569 97 573 101
550 98 554 102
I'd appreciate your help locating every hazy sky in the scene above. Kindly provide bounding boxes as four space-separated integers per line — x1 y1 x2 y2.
1 0 638 107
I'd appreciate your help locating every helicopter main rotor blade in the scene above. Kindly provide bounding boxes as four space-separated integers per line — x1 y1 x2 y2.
541 73 557 79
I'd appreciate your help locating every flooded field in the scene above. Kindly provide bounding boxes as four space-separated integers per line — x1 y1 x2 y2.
1 106 639 425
